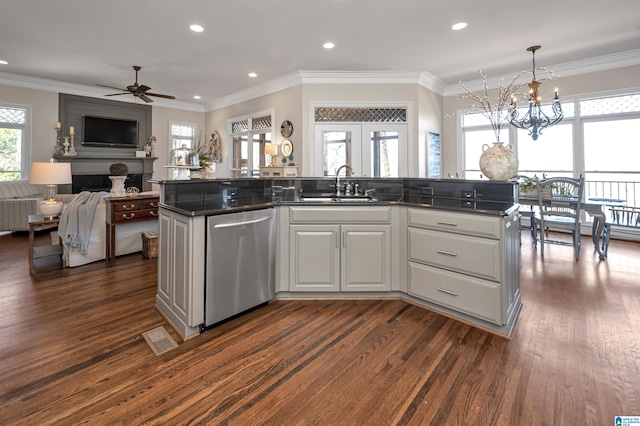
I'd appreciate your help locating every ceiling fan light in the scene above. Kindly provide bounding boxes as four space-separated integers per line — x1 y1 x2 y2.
190 24 204 33
248 72 258 78
323 42 335 49
451 22 468 31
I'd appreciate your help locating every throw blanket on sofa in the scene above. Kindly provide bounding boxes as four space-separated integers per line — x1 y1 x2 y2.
58 191 107 261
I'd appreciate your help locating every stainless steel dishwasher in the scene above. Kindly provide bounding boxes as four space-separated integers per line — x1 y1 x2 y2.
205 208 276 328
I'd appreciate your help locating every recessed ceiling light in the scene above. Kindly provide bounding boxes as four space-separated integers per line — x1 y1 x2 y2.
248 72 258 78
190 24 204 32
0 60 8 65
323 42 335 49
193 95 201 100
451 22 467 31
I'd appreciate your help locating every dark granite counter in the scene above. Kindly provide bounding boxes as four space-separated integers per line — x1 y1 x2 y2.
151 177 518 217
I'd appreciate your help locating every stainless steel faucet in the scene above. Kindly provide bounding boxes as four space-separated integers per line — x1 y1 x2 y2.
335 164 353 196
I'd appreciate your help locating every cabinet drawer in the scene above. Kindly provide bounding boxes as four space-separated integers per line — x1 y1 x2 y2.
407 208 501 239
290 206 391 224
112 208 158 223
113 201 143 212
143 199 159 209
409 262 502 325
408 227 501 281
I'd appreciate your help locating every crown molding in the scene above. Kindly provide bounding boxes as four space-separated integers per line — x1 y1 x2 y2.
205 72 303 111
206 70 448 111
443 49 640 97
0 71 205 112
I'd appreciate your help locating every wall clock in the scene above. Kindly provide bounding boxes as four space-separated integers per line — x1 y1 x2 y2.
280 120 293 138
281 139 293 157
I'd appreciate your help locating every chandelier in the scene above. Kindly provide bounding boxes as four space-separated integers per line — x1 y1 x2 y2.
508 46 563 140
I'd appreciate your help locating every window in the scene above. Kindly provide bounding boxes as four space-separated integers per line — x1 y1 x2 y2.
459 91 640 205
0 104 29 181
229 111 273 177
169 121 197 151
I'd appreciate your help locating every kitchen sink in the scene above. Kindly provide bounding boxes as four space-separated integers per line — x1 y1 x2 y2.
299 195 377 203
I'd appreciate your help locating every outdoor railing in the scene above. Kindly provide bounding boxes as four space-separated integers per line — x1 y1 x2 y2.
584 180 640 207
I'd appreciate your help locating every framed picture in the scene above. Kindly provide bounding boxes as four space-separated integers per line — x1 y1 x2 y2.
427 132 441 178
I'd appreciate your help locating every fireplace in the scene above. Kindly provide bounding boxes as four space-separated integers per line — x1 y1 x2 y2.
72 174 143 193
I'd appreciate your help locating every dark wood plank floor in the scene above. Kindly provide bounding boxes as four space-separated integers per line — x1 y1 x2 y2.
0 231 638 425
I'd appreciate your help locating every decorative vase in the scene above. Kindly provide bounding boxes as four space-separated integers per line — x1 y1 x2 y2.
109 176 127 197
479 142 518 181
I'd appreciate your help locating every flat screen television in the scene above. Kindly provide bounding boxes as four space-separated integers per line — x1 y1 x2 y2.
82 115 139 148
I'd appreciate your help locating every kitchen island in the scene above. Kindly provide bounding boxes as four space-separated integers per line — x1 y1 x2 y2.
151 177 521 340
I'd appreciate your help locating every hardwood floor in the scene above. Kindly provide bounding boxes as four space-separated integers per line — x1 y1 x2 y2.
1 231 638 425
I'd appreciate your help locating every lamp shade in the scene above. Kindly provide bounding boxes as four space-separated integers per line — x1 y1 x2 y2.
28 162 72 185
264 144 278 156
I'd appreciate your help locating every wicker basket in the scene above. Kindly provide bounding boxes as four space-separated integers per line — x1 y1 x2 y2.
142 231 158 259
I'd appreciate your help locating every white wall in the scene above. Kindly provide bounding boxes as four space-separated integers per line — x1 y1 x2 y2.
204 85 302 178
0 84 59 167
151 106 205 185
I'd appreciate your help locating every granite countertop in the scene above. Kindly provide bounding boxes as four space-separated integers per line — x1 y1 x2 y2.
161 196 517 217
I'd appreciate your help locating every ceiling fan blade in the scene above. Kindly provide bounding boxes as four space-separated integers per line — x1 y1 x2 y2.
137 84 152 93
146 92 176 100
96 83 128 91
105 92 131 96
138 94 153 103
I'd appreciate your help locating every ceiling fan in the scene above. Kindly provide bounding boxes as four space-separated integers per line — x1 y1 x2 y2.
96 66 176 103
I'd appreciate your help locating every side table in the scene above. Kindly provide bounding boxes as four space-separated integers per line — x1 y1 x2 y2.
28 215 63 275
105 194 160 266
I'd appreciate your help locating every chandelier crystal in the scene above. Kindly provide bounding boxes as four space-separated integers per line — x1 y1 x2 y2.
508 46 563 140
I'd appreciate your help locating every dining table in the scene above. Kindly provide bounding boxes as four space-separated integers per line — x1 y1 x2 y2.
518 196 626 260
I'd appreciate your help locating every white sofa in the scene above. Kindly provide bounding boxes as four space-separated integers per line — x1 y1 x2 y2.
0 180 75 232
65 192 159 267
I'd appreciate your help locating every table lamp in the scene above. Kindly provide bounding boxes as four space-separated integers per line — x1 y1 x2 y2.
28 160 72 218
265 143 278 167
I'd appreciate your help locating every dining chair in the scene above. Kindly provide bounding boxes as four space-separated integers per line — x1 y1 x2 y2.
533 176 585 260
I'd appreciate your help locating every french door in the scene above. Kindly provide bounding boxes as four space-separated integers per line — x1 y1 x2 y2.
313 123 407 177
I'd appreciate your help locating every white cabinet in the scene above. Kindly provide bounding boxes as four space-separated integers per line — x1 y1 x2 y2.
156 208 205 339
289 206 392 292
289 225 340 291
406 208 521 329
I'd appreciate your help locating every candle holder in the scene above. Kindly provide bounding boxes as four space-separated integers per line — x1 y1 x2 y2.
63 137 71 156
68 133 77 156
52 127 65 156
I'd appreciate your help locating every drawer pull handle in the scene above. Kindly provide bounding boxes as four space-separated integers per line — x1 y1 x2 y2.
437 221 458 227
123 204 136 211
150 211 158 217
437 250 458 257
437 288 459 297
122 213 136 220
150 202 158 207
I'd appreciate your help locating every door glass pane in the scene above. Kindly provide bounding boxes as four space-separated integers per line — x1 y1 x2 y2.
370 131 399 177
323 131 351 176
517 123 573 177
233 135 249 177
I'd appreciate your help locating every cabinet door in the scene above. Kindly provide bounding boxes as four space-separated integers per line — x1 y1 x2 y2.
290 225 340 291
341 225 391 291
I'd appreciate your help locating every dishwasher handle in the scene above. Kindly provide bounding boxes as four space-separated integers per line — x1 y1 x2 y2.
212 215 270 229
